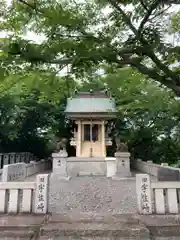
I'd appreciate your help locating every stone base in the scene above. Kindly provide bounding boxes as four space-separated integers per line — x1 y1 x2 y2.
116 172 132 177
51 173 71 181
112 175 135 181
67 157 106 176
111 172 133 180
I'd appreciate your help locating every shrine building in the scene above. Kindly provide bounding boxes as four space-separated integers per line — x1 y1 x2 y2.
65 90 117 158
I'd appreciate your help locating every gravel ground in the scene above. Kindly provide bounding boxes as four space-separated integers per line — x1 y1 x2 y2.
49 174 139 214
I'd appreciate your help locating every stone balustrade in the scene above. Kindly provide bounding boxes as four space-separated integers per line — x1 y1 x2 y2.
0 152 35 169
0 159 51 182
0 174 49 214
133 158 180 177
136 174 180 214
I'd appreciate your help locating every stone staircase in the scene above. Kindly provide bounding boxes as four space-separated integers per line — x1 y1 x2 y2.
1 214 180 240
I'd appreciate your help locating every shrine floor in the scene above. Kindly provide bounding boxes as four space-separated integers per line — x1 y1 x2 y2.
49 171 157 214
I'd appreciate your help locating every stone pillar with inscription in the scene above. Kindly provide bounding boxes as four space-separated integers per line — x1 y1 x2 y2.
136 174 152 214
34 174 49 214
115 151 132 178
52 150 71 180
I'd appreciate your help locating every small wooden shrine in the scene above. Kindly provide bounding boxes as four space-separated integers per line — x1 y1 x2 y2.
65 90 117 157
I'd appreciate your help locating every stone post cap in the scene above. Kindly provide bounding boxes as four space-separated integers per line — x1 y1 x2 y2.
52 151 68 158
115 152 130 157
105 157 116 161
137 158 142 162
161 163 169 167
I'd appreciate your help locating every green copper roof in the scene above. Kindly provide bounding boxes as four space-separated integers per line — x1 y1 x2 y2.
65 92 116 114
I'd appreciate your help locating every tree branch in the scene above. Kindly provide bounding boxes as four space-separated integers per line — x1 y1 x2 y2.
18 0 36 9
139 0 149 11
109 0 179 86
130 61 180 95
138 0 159 34
162 0 180 4
146 51 179 82
17 0 51 19
148 5 171 22
109 0 138 35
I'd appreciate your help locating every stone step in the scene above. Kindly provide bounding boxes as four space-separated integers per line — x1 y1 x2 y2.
0 215 46 239
1 214 180 240
39 237 149 240
39 224 150 240
0 230 33 239
38 213 150 239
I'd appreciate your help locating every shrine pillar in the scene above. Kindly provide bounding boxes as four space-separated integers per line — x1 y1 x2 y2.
76 120 81 157
101 120 106 157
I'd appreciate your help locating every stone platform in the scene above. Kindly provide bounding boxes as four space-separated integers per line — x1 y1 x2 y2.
49 175 137 214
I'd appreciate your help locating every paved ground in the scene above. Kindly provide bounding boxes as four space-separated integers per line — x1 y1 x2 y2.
49 172 156 214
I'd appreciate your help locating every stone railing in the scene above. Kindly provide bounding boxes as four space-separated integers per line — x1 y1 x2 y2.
0 174 49 214
136 174 180 214
0 152 35 168
133 159 180 177
0 159 51 181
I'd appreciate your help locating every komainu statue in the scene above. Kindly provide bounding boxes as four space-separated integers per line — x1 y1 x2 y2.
55 138 68 153
115 134 128 152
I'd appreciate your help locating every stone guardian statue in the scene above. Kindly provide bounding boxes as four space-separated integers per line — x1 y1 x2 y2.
55 138 68 153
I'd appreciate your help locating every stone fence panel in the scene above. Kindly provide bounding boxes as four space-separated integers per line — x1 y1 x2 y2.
136 174 180 214
133 159 180 177
0 159 50 182
2 163 26 182
0 174 49 214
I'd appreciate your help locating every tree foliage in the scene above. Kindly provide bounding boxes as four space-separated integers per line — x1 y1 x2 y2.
1 0 180 163
1 0 180 94
0 65 180 163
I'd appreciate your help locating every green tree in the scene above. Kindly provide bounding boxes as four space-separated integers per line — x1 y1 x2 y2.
1 0 180 94
0 68 77 157
101 67 180 163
